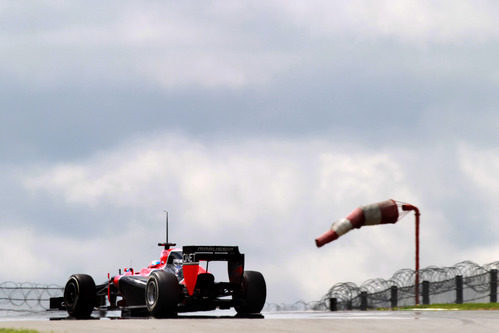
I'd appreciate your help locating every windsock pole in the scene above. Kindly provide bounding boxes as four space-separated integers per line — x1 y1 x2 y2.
402 204 420 305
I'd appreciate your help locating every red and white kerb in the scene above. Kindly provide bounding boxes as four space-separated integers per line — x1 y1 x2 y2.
315 199 400 247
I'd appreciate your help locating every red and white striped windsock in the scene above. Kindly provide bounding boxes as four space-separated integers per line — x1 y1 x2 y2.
315 199 403 247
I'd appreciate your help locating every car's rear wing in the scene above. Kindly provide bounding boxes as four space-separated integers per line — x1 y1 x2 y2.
182 245 245 296
182 245 244 262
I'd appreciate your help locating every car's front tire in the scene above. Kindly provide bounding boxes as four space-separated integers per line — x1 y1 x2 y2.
64 274 96 319
145 270 179 318
234 270 266 314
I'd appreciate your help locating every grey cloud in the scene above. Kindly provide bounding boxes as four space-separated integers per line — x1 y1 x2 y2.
1 2 498 164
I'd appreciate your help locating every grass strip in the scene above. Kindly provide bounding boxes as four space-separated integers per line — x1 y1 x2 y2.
379 303 499 311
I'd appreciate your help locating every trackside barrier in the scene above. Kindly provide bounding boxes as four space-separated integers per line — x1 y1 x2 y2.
0 282 63 312
263 262 499 312
300 260 499 312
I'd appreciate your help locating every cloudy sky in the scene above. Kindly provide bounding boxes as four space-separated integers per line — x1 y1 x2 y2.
1 1 498 304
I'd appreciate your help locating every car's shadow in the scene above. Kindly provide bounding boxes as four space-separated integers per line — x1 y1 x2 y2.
177 313 264 319
51 313 264 320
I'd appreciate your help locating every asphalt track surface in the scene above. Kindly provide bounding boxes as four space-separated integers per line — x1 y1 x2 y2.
2 310 499 332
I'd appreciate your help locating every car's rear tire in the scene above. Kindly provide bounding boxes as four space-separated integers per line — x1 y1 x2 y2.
234 270 266 314
64 274 96 319
145 270 179 318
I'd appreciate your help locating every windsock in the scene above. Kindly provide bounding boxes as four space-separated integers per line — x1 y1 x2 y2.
315 199 403 247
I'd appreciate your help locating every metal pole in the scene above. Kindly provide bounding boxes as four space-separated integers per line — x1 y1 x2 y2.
390 285 398 308
415 209 420 305
456 275 463 304
422 280 430 305
491 269 498 303
402 204 420 305
329 298 337 311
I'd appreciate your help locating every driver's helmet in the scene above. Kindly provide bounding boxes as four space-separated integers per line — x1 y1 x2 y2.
165 251 184 279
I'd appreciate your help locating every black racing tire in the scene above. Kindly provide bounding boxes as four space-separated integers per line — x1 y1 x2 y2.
145 270 179 318
234 270 267 314
64 274 96 319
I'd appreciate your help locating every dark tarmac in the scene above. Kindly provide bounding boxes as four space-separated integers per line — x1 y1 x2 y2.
1 310 499 332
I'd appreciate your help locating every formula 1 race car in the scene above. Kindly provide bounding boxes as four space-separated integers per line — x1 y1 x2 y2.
51 234 266 318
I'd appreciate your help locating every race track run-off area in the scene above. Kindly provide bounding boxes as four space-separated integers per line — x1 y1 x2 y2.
2 311 499 333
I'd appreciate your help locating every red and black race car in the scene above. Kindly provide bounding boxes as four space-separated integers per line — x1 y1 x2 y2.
52 238 266 318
